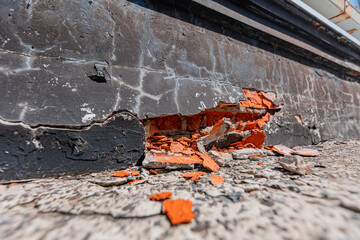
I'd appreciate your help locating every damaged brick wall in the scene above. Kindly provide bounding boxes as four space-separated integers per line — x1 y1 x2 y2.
0 0 359 179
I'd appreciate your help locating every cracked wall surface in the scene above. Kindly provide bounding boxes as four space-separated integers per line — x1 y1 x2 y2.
0 0 246 126
0 0 359 142
0 0 360 179
0 112 145 180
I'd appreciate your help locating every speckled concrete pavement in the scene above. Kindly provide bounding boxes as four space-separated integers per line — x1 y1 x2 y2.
1 140 360 240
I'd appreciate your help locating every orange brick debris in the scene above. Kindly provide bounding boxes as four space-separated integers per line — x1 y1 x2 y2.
210 173 224 186
201 154 220 172
149 192 172 201
258 162 264 166
181 171 207 181
150 169 158 175
266 145 294 155
111 170 130 178
163 199 196 225
128 178 143 184
131 171 140 176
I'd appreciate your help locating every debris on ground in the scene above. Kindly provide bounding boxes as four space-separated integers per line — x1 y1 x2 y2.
163 199 196 225
89 178 127 187
278 155 312 175
111 170 130 178
149 192 172 201
181 172 207 181
210 173 225 185
2 140 359 239
292 148 320 157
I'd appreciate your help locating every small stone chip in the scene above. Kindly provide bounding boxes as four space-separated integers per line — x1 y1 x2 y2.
163 199 196 225
149 192 172 201
210 173 224 186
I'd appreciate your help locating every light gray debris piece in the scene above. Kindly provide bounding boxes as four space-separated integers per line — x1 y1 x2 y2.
208 150 233 167
232 148 265 160
278 155 311 176
89 178 127 187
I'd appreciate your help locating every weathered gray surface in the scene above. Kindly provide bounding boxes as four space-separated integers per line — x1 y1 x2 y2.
1 0 359 142
0 0 246 125
0 112 145 180
1 0 360 180
1 140 360 239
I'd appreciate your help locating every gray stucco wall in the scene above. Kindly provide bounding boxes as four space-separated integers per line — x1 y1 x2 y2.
0 0 359 141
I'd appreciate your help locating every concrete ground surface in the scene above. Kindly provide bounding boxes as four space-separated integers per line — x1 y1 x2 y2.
1 140 360 240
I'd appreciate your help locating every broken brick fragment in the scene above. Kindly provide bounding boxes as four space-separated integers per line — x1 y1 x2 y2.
181 171 206 181
128 178 144 184
201 154 220 172
150 169 158 175
131 171 140 176
242 130 266 149
111 170 130 178
149 192 172 201
169 142 185 153
258 162 264 166
163 199 196 225
156 155 203 164
204 112 233 126
210 173 224 185
240 89 276 109
210 119 225 134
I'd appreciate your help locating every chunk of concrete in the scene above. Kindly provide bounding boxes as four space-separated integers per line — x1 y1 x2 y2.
197 119 232 154
278 155 311 175
208 150 233 167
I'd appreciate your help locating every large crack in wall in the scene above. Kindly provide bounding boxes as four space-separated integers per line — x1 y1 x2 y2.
0 0 359 179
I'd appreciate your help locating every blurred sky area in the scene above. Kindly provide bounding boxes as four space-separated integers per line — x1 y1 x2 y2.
349 0 360 9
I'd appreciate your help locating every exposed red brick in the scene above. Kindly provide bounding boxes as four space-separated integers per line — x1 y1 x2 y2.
240 89 276 109
186 114 202 131
169 142 185 153
242 130 266 149
155 155 202 164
